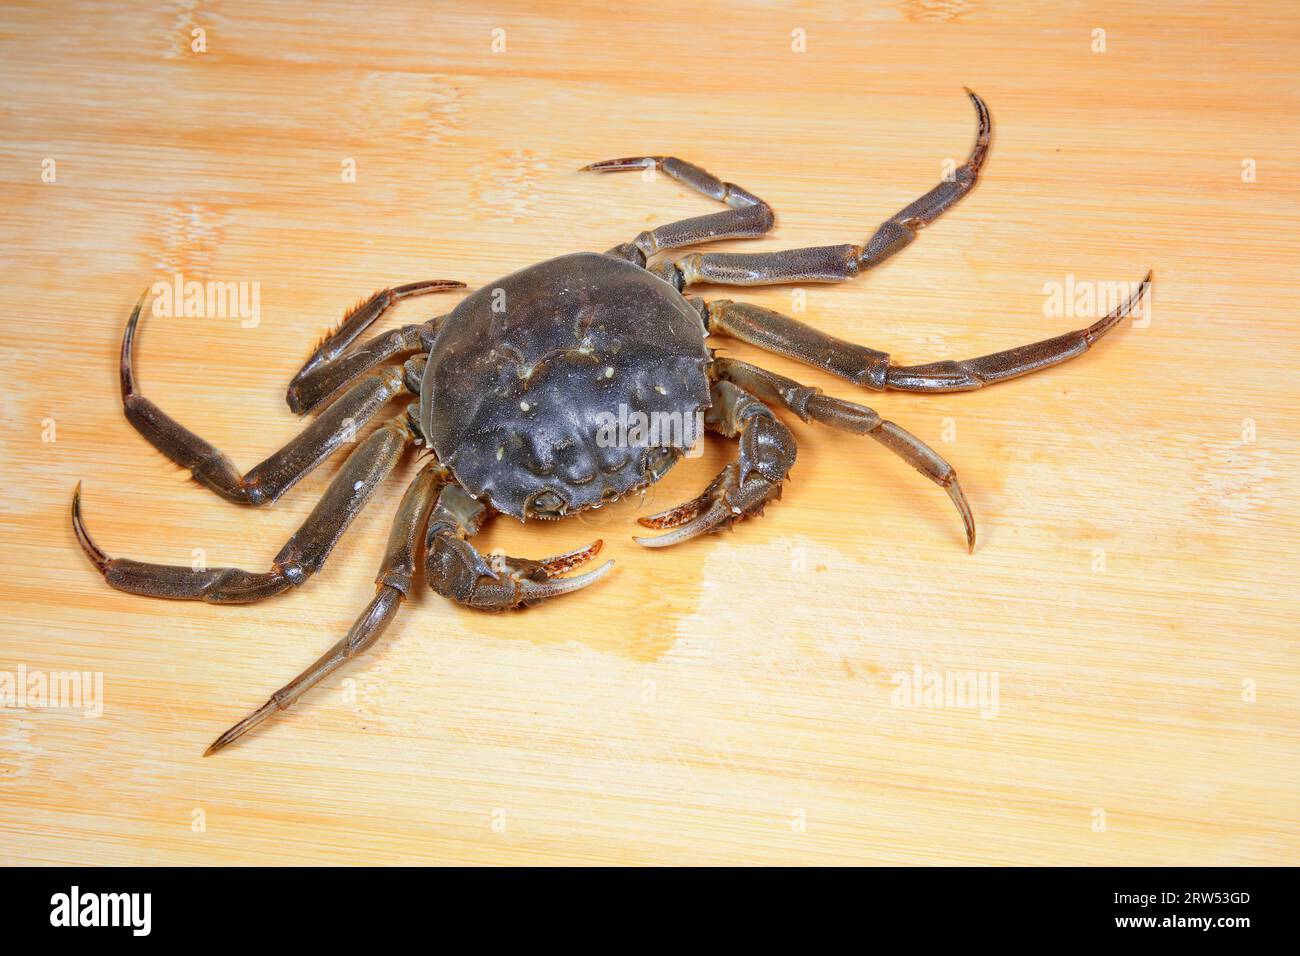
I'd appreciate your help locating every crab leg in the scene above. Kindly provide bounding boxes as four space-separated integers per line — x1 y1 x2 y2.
701 273 1150 392
652 90 990 289
118 292 421 506
204 460 449 755
714 358 974 551
635 381 797 548
424 485 613 609
73 413 415 603
581 157 774 264
287 279 465 414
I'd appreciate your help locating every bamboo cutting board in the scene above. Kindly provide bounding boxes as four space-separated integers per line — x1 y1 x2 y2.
1 0 1296 865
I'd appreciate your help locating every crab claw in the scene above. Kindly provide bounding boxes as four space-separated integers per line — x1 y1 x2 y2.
488 542 615 606
636 394 797 550
534 539 605 576
634 498 732 549
487 539 605 580
516 559 615 602
506 539 613 604
633 468 735 547
428 527 615 610
636 490 714 532
633 442 790 551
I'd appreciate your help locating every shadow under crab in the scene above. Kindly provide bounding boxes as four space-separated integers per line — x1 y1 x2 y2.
72 91 1151 754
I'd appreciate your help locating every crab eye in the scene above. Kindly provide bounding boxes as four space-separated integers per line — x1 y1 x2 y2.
643 446 680 482
527 490 567 518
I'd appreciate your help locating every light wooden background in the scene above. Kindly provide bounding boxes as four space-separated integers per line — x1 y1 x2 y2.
1 0 1296 866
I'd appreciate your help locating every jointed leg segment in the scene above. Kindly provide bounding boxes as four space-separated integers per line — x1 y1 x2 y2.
204 459 450 755
120 292 430 506
198 468 614 752
286 279 464 414
702 272 1151 393
651 90 991 289
581 156 774 264
77 85 1153 757
713 358 974 551
73 412 416 603
882 274 1152 391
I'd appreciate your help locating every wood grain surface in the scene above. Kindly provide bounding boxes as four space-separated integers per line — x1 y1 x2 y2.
1 0 1296 865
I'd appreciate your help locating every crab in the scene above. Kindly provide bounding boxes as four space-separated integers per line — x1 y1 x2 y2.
73 91 1150 754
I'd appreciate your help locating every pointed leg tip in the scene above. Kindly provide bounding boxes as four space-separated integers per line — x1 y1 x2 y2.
202 725 234 755
942 477 977 556
580 157 658 173
71 483 111 572
203 731 236 757
204 700 278 755
128 291 147 323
